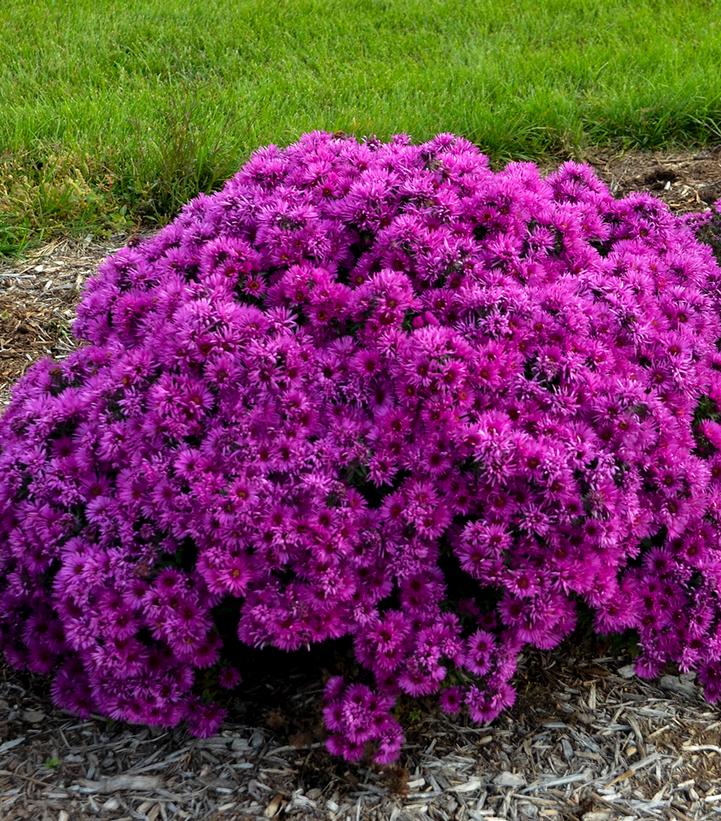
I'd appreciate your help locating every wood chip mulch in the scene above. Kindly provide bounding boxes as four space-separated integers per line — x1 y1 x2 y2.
0 234 123 407
2 147 721 820
3 652 721 820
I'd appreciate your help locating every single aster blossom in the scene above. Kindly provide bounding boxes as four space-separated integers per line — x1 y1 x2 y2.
218 665 242 690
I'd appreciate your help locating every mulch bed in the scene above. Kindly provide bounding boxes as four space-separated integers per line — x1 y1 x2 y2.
2 147 721 820
3 649 721 820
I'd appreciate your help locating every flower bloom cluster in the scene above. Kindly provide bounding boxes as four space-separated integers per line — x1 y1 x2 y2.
3 132 721 762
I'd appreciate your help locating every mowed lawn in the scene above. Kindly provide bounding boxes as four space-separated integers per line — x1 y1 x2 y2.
1 0 720 253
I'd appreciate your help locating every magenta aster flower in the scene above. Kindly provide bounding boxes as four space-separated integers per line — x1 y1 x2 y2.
218 665 242 690
3 133 721 764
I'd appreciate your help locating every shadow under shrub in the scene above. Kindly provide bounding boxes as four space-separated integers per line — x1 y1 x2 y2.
3 132 721 765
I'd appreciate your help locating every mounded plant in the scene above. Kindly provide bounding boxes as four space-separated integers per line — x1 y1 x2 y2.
3 132 721 764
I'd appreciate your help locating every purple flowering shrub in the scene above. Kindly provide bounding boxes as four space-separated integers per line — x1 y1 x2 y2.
3 131 721 763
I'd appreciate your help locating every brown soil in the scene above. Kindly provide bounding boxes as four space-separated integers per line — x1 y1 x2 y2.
579 145 721 212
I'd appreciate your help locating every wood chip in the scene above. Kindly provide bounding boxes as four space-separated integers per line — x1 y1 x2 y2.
74 775 163 793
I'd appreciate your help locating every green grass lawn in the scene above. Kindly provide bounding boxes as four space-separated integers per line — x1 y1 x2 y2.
1 0 720 254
